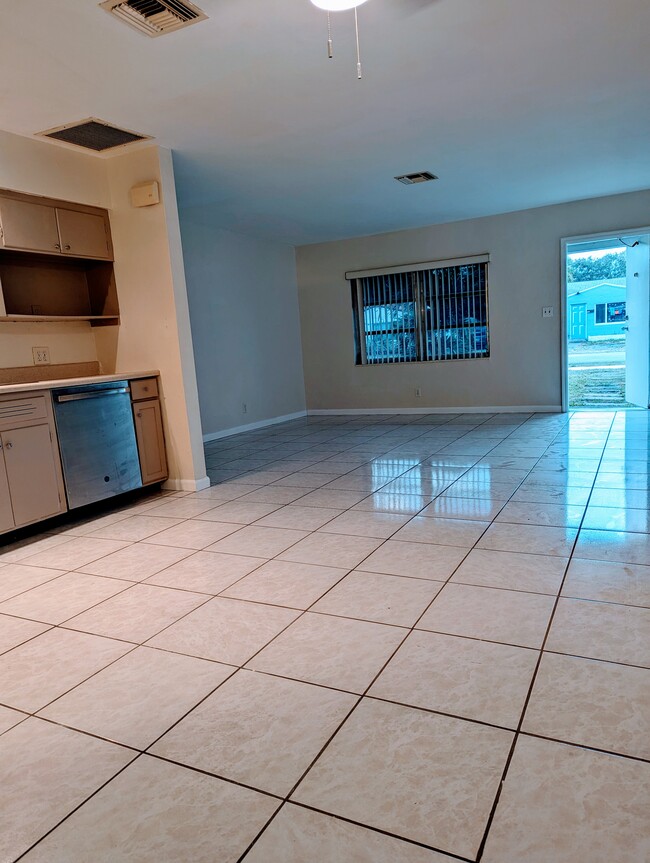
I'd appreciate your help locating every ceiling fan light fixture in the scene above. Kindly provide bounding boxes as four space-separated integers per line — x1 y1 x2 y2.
310 0 369 11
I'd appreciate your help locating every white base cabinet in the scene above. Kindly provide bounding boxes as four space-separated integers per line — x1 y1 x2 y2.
0 393 66 532
0 376 168 537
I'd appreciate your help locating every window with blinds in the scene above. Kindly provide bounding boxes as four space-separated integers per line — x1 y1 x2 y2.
350 258 489 365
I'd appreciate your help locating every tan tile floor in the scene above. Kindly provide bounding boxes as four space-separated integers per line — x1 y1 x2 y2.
1 410 649 862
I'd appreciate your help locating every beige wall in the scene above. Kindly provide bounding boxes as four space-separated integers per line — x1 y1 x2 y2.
0 129 206 488
95 146 207 489
296 188 650 411
179 213 306 437
0 322 97 369
0 129 109 373
0 128 109 206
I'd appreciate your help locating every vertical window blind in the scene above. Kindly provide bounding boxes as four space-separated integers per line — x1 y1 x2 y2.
350 256 490 365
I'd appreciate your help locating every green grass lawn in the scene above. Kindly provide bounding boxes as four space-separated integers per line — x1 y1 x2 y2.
569 365 634 407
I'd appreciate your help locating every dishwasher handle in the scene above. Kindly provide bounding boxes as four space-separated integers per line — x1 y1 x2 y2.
55 387 131 403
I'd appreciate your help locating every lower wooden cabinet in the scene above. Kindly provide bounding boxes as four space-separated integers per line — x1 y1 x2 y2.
0 379 168 537
0 450 14 533
133 398 168 485
0 423 65 530
0 392 66 534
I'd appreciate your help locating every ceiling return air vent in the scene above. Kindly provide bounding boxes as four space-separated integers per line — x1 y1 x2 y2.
99 0 208 37
395 171 439 186
39 118 151 152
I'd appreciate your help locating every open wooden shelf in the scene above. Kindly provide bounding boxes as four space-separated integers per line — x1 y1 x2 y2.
0 314 119 324
0 250 120 327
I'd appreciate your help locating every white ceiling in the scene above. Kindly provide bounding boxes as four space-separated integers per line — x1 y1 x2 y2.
2 0 649 244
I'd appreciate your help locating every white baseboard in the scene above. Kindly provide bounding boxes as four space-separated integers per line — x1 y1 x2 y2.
307 406 563 415
202 410 308 443
162 475 211 492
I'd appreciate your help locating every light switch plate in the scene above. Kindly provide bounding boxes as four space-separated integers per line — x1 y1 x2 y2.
32 346 50 365
542 306 554 318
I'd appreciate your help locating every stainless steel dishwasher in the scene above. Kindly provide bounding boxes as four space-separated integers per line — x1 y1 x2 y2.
52 381 143 509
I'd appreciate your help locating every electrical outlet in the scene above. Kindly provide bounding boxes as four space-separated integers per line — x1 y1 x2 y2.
542 306 554 318
32 346 50 365
242 403 248 414
415 387 422 397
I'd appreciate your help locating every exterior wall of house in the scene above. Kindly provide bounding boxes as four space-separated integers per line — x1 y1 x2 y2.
568 283 626 340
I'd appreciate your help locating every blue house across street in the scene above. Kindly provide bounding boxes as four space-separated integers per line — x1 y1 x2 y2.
567 278 626 341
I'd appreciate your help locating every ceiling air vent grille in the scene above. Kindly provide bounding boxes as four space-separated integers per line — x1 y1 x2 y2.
99 0 208 37
395 171 439 186
39 119 151 152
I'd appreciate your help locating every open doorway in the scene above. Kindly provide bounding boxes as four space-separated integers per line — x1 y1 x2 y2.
563 230 650 410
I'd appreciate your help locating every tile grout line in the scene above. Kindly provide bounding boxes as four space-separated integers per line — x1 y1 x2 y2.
472 409 619 863
234 412 569 862
3 410 647 862
7 417 475 859
11 751 144 863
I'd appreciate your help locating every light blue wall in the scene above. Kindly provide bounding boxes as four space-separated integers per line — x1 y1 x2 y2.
568 285 626 339
178 210 306 436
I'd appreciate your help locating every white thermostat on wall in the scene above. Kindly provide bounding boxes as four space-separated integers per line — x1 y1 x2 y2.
130 181 160 208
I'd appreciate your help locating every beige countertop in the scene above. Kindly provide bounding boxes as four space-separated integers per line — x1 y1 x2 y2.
0 371 160 396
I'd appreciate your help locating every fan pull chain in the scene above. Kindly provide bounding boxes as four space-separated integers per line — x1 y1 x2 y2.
354 6 362 78
327 11 333 58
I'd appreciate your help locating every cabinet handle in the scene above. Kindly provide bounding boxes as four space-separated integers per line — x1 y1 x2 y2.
64 244 71 251
136 412 142 418
5 442 12 450
54 243 61 250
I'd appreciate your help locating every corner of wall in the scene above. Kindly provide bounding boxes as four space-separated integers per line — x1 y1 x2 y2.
97 144 207 487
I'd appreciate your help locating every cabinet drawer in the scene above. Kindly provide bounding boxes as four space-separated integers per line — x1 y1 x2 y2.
0 395 48 430
131 378 159 401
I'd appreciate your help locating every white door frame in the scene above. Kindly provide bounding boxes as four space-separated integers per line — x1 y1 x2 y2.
560 225 650 412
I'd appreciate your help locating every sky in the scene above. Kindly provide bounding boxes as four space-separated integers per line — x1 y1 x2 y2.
569 247 625 260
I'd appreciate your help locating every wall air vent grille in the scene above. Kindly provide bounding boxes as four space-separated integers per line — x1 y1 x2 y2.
99 0 208 37
395 172 439 186
40 119 150 152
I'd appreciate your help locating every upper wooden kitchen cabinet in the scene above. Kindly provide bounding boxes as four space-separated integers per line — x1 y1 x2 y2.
0 192 113 260
0 196 61 254
0 392 66 533
56 208 112 259
0 189 119 324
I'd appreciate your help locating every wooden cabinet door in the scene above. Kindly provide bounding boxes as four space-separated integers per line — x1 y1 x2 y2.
133 399 168 485
1 424 65 527
0 197 61 254
0 452 15 533
56 208 112 260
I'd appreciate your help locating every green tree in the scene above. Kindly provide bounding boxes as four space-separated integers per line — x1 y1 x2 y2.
567 251 626 282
